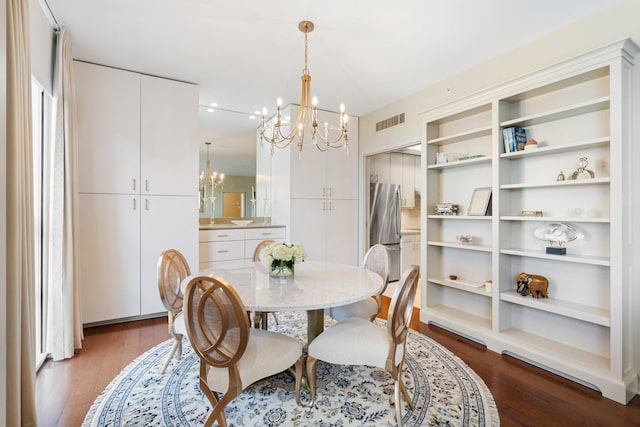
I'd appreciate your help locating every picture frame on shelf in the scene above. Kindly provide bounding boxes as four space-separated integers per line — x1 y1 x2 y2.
468 187 492 216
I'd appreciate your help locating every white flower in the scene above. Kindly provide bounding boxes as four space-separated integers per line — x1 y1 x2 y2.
259 242 306 267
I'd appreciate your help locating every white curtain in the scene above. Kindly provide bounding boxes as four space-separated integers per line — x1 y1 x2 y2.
45 26 83 360
6 0 37 424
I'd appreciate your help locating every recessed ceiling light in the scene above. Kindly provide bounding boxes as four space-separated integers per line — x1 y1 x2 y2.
254 110 261 115
207 108 214 113
210 102 218 107
249 115 256 120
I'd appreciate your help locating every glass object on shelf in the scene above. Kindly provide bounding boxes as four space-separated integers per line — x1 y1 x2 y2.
556 171 565 181
456 235 473 244
569 157 595 180
533 222 583 255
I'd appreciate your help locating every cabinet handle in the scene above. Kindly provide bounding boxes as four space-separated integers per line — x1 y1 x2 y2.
145 180 149 192
133 179 136 191
217 250 229 253
145 199 149 210
218 234 228 237
329 201 333 211
329 188 333 197
261 232 272 236
133 198 137 210
322 187 326 197
322 202 326 211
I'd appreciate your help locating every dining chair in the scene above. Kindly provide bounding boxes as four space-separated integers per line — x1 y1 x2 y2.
183 275 304 427
304 264 420 426
157 249 191 374
328 244 390 322
252 239 279 328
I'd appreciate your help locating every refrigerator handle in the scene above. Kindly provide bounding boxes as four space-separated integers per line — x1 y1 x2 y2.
395 186 401 240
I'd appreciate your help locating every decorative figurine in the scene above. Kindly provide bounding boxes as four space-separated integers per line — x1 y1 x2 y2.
557 171 565 181
569 157 595 180
516 272 549 298
524 139 538 151
533 222 582 255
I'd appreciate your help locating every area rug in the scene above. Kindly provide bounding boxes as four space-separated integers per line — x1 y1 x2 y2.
83 312 499 426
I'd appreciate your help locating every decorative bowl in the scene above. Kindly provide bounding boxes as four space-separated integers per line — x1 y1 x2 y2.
230 220 253 226
456 235 473 244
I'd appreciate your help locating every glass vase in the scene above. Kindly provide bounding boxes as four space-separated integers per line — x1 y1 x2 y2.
270 261 294 278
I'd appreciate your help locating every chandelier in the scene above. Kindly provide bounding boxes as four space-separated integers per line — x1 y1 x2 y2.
260 20 349 156
199 141 224 189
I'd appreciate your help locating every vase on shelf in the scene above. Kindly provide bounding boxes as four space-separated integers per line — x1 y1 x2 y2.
269 261 294 278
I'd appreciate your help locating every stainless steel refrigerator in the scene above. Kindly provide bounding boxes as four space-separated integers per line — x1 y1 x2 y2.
369 182 401 281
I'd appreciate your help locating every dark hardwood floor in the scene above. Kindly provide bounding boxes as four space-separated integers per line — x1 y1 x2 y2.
37 301 640 426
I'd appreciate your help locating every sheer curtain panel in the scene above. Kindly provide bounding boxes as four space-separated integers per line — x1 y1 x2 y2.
6 0 38 424
45 26 83 361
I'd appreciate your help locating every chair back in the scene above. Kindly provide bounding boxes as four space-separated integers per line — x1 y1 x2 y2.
363 244 390 292
253 239 276 261
157 249 191 313
387 265 420 346
183 275 250 368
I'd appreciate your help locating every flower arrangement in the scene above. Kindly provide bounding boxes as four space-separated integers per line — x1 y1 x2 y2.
259 242 306 277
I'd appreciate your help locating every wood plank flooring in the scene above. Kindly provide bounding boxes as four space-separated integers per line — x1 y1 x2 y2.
37 304 640 426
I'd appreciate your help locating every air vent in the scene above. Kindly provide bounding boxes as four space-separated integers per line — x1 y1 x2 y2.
376 113 405 132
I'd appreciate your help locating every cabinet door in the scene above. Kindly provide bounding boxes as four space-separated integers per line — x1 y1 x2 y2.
140 195 198 315
141 75 199 196
402 155 416 208
290 199 326 261
326 199 359 265
75 62 140 194
325 115 359 200
78 194 141 323
389 154 404 205
373 153 390 184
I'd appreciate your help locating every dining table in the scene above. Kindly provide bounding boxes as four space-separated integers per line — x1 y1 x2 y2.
183 260 384 345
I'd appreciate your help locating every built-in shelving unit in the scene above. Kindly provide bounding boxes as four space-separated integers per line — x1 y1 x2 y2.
419 39 639 404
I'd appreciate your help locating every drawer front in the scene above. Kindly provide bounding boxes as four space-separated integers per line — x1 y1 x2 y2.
199 240 244 262
244 238 285 260
244 227 286 240
199 228 245 242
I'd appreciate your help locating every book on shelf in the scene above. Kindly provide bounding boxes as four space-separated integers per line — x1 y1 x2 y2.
502 126 527 152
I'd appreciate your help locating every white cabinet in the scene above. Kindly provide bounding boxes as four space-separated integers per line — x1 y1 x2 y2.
401 233 420 273
264 105 360 266
199 227 286 270
385 153 417 208
75 61 199 324
78 194 141 324
290 199 358 264
420 39 638 404
75 62 140 194
371 152 390 184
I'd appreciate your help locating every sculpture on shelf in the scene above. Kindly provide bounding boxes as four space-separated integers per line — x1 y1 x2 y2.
516 272 549 298
569 156 595 180
533 222 582 255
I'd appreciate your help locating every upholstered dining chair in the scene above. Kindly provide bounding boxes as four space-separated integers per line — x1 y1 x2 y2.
328 243 390 322
304 264 420 426
157 248 191 374
183 275 304 427
252 239 279 327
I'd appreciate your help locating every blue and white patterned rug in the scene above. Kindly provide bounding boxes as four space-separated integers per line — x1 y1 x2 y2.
83 312 499 426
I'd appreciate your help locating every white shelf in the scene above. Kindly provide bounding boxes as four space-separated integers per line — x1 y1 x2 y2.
500 248 610 266
500 216 610 223
501 177 610 190
424 304 492 331
500 290 610 326
500 136 610 159
429 276 491 297
427 215 492 220
427 125 492 146
427 156 490 169
500 96 610 128
501 328 610 371
427 241 492 252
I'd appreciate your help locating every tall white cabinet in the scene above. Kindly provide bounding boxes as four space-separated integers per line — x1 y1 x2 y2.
420 39 638 403
75 61 199 324
260 105 359 265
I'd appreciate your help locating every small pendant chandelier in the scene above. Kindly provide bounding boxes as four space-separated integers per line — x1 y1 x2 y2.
260 20 349 157
199 141 224 189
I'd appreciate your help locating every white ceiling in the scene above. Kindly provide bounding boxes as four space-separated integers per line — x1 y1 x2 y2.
46 0 622 176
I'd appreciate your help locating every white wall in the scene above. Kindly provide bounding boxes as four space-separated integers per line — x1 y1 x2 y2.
359 0 640 155
358 0 640 394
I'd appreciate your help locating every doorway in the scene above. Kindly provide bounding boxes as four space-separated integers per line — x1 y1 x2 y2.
223 192 245 217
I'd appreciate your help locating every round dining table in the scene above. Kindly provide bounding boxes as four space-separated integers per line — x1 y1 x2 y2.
183 260 384 344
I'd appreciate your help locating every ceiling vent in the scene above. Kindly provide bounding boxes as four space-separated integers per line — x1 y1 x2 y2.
376 113 405 132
